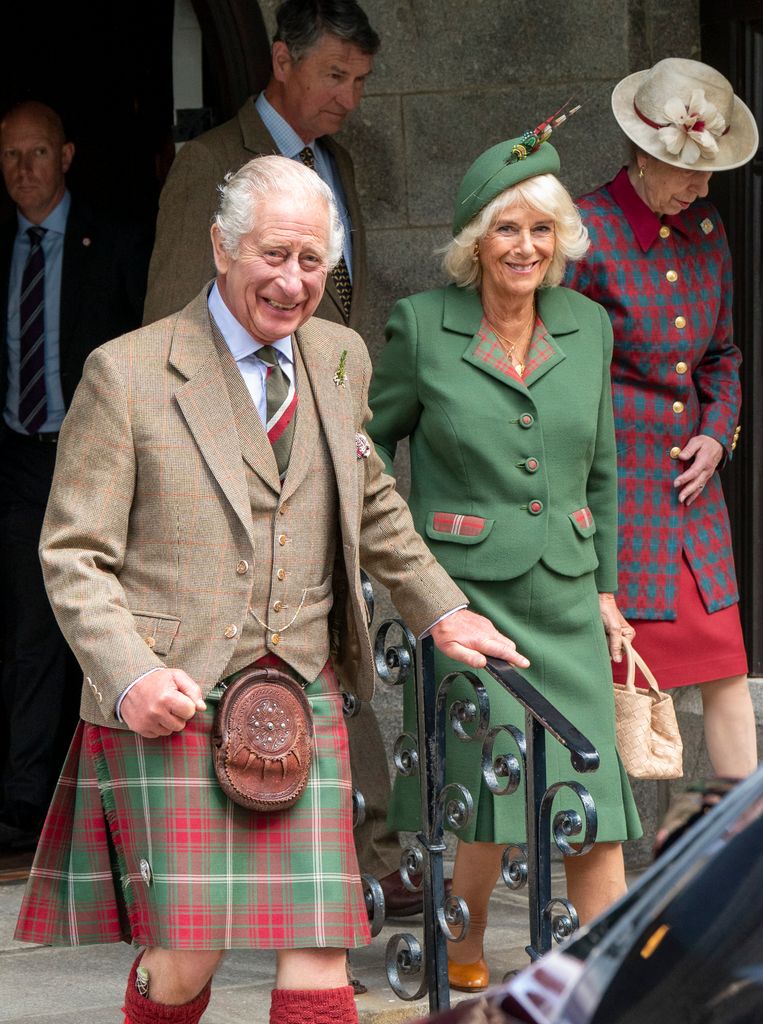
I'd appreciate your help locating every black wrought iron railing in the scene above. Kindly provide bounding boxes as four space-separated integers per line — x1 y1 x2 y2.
353 601 601 1015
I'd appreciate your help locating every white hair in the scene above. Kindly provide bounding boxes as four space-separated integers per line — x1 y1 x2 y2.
442 173 589 290
213 155 344 268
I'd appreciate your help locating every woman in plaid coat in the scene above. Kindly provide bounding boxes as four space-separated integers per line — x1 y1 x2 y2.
369 135 641 993
567 58 759 779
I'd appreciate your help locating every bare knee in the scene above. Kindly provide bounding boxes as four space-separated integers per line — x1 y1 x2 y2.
276 947 349 990
140 947 224 1003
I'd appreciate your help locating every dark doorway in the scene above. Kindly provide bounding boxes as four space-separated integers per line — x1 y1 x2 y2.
0 2 175 222
701 2 763 674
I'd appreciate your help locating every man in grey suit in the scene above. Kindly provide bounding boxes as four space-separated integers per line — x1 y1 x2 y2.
143 0 419 918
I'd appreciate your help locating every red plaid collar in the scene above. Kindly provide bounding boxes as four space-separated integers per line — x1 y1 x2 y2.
608 166 693 253
476 315 555 384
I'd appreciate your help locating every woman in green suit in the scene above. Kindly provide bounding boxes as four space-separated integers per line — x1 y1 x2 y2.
368 136 641 991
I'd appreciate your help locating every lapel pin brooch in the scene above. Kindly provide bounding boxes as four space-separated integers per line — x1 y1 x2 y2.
333 349 348 388
700 218 714 235
355 432 371 459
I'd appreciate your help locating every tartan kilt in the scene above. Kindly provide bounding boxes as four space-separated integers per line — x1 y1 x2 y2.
15 657 371 950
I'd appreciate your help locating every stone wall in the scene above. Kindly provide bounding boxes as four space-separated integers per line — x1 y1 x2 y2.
260 0 707 866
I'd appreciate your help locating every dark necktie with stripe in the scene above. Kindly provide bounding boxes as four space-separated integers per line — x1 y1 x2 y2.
255 345 297 479
297 146 352 321
19 226 48 432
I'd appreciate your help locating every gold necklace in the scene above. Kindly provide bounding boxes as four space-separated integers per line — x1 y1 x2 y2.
489 305 536 377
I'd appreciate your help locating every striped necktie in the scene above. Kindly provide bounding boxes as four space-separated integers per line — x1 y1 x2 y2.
18 226 48 432
297 146 352 321
256 345 297 478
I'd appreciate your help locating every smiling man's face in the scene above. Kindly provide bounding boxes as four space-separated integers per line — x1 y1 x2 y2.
211 191 330 343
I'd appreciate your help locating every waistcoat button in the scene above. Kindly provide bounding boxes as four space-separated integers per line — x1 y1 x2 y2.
277 568 287 581
271 633 281 645
675 361 688 374
675 315 687 329
673 401 685 414
669 446 681 459
236 559 249 575
278 533 288 546
528 500 543 515
224 624 238 639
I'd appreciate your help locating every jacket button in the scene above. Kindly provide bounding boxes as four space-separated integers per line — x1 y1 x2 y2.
224 624 238 639
659 225 671 239
673 401 685 414
675 361 688 374
278 533 287 546
277 568 287 581
528 500 543 515
519 413 534 429
279 503 288 515
144 636 156 649
525 457 539 473
271 633 281 645
666 269 678 282
669 446 681 459
675 315 686 329
273 600 284 612
236 559 249 575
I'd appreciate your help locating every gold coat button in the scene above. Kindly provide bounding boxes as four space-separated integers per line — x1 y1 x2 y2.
666 269 678 282
675 316 687 329
271 633 281 645
277 568 287 581
273 600 284 612
659 225 671 238
224 624 238 639
144 636 156 649
675 361 688 374
279 503 288 515
236 559 249 575
669 446 681 459
673 401 685 414
278 533 287 546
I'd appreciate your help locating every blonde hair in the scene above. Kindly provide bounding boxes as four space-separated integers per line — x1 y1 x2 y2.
442 174 589 290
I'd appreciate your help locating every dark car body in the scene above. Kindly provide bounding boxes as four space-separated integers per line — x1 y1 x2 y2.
418 767 763 1024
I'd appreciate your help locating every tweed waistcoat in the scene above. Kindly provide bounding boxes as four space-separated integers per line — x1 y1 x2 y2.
212 327 340 682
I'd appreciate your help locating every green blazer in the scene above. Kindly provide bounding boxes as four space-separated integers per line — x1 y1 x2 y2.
368 283 618 591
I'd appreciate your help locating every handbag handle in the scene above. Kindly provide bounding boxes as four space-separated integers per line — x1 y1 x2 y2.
621 637 663 695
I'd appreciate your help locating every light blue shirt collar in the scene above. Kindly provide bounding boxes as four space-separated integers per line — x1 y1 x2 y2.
207 281 294 366
255 92 318 154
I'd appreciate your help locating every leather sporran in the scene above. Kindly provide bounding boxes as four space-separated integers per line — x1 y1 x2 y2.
211 665 313 812
614 638 683 780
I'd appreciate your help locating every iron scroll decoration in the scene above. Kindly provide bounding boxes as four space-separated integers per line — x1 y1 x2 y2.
371 616 601 1012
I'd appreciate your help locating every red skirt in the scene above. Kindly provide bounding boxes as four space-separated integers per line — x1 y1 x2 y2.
612 551 748 689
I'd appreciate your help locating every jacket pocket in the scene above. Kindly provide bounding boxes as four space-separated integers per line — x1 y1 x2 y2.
425 511 495 546
568 507 596 539
131 611 181 656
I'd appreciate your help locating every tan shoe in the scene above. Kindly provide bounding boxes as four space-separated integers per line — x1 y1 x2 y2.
447 957 490 992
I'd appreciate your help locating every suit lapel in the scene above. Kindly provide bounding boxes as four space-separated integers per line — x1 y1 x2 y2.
295 319 357 526
171 293 255 541
59 203 94 349
280 338 318 502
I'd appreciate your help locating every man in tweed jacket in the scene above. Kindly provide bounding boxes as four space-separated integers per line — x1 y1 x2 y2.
21 157 526 1024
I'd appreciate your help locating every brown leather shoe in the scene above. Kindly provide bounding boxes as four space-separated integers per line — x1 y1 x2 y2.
377 870 454 917
447 957 490 992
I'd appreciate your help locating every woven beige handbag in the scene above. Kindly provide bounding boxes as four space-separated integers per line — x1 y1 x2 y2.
614 638 683 780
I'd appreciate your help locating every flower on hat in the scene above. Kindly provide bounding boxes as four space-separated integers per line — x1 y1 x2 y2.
657 89 727 164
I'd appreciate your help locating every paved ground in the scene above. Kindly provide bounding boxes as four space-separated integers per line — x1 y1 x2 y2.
0 861 564 1024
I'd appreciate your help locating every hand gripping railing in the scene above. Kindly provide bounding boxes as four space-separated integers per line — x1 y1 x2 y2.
365 619 600 1015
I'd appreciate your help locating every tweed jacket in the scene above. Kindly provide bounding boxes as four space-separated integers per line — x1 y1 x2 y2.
368 284 618 593
0 198 150 437
142 98 366 329
566 168 741 618
39 288 465 729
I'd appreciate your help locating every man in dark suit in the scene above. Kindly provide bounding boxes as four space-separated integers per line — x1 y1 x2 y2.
143 0 420 918
0 100 150 849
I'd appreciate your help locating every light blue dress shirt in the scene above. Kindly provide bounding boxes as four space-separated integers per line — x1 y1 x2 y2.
255 93 353 280
4 191 70 433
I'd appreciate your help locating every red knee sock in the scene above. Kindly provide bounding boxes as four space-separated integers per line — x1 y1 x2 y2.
122 955 212 1024
269 986 358 1024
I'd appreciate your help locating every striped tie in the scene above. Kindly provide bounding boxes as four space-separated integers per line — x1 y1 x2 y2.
18 226 48 432
256 345 297 478
297 146 352 321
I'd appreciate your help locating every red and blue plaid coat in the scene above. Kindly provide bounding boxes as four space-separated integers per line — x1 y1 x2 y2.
566 168 741 619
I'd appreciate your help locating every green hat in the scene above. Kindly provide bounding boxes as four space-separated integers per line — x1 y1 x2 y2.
452 136 561 236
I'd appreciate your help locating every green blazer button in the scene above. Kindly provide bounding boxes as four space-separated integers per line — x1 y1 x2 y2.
525 458 539 473
519 413 534 428
528 500 544 515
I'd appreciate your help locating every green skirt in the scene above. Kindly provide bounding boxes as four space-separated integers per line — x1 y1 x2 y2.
388 563 642 844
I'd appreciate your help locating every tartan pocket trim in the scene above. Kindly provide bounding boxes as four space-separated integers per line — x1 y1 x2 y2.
131 611 181 656
426 511 495 546
569 507 596 538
